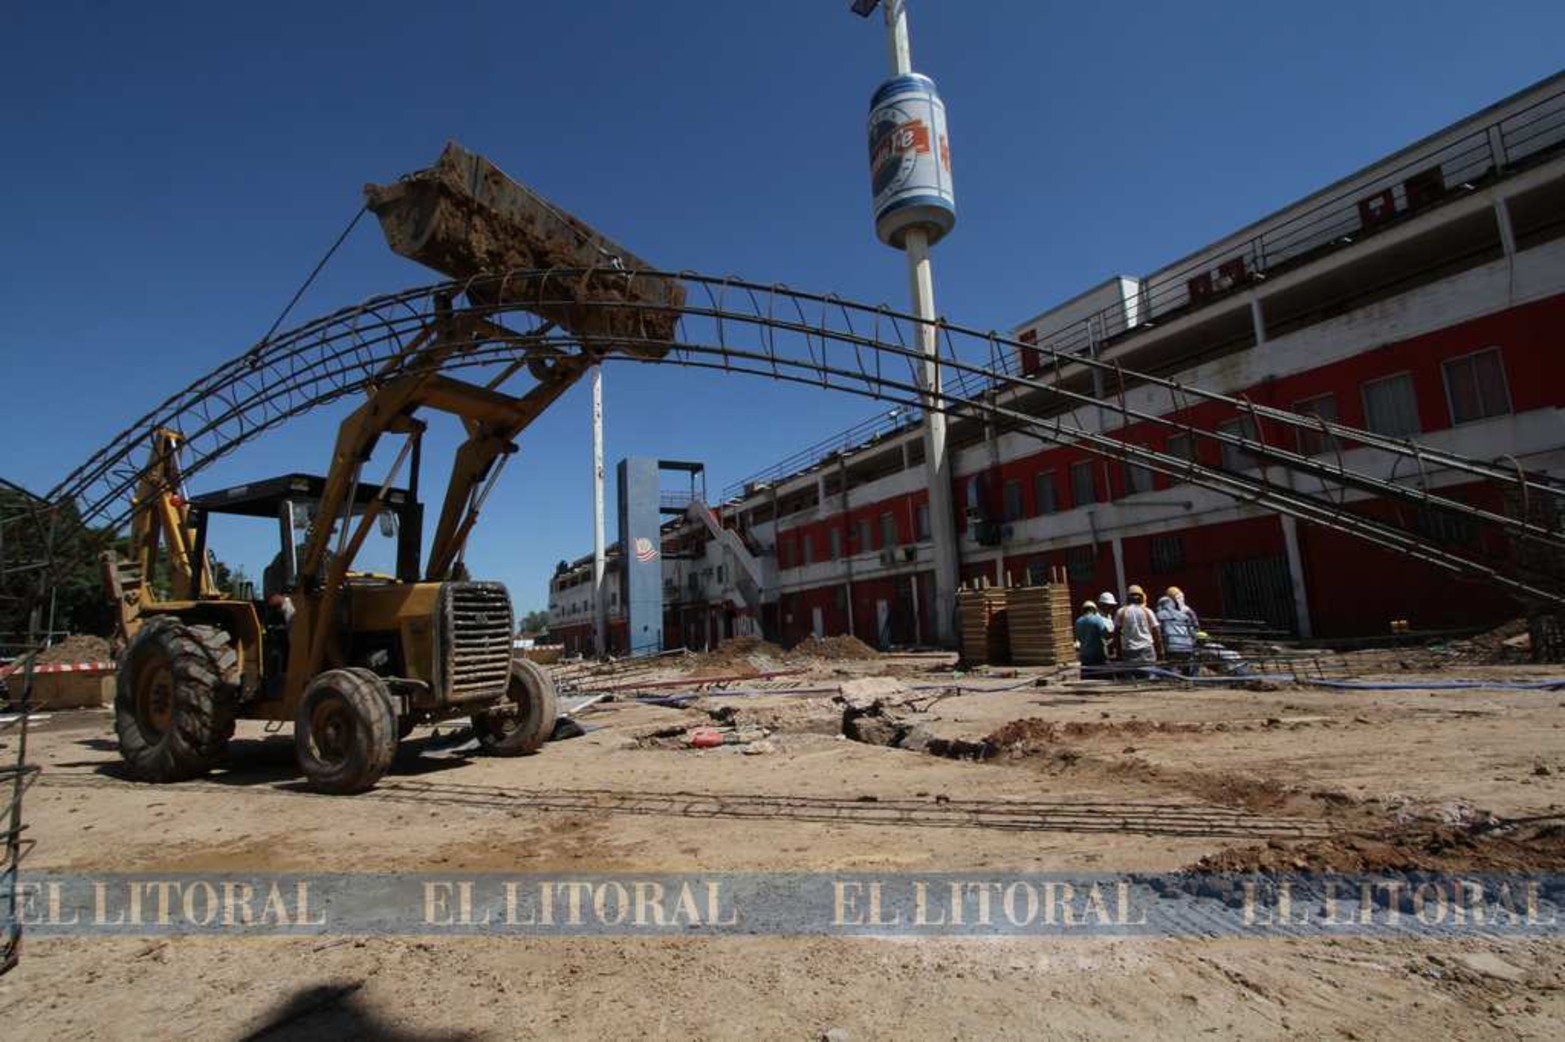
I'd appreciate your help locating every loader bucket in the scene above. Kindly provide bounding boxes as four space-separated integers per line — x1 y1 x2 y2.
365 142 684 358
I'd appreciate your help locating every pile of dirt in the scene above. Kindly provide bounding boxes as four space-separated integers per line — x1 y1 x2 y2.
1191 820 1565 873
1439 617 1532 664
36 634 112 665
788 634 878 661
680 637 787 676
986 716 1208 746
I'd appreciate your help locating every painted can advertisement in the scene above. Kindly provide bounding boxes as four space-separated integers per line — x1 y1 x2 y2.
867 73 956 248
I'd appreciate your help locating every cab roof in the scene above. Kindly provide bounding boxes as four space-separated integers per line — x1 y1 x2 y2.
187 473 415 519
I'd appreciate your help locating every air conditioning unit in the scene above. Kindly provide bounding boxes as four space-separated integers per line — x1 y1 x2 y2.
1402 166 1446 212
1187 271 1213 305
1358 187 1397 229
1214 257 1250 291
1001 524 1016 541
900 545 918 562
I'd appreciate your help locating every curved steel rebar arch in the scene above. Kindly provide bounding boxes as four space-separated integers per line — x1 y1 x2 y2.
36 269 1565 608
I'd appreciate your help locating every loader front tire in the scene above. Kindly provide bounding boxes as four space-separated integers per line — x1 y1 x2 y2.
294 669 398 794
115 617 238 782
472 658 558 756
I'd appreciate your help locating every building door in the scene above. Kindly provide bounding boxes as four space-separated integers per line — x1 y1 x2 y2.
1219 555 1299 635
811 606 825 639
876 599 891 649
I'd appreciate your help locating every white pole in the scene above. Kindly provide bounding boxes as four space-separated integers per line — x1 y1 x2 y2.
591 363 608 656
884 0 959 647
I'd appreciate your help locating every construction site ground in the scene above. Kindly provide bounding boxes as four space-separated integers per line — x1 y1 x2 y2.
3 646 1565 1040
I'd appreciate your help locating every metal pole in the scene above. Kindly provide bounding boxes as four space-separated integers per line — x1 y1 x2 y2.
885 0 960 647
591 364 608 656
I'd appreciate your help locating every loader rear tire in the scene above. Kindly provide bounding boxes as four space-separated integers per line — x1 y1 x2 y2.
294 669 397 794
115 617 238 782
472 658 557 756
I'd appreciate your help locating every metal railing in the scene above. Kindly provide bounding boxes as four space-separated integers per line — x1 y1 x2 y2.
720 405 920 503
1015 78 1565 370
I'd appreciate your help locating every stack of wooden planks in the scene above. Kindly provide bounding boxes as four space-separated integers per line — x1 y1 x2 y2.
957 587 1010 666
1005 585 1077 666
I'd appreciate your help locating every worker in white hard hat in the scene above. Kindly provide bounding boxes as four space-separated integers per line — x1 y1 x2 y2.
1096 591 1118 634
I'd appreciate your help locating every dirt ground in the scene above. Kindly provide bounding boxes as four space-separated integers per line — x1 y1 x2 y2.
3 653 1564 1040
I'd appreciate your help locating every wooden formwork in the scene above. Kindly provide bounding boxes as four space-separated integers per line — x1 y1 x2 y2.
1005 583 1077 667
957 587 1010 667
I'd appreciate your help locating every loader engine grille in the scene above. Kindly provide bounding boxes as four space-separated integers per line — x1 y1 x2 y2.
436 582 514 704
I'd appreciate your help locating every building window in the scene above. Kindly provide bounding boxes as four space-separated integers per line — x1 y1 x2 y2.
1361 372 1421 437
829 527 842 560
1443 348 1511 425
1066 545 1095 581
1217 417 1258 471
1002 479 1024 521
1035 471 1058 514
834 585 848 612
1292 393 1339 456
801 535 814 566
1025 560 1050 585
1165 433 1194 462
1123 460 1155 495
716 565 725 584
856 519 871 554
1070 461 1096 506
879 512 896 549
1149 534 1185 573
915 503 930 540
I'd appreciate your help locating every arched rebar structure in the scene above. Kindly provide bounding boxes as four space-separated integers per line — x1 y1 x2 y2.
38 270 1565 608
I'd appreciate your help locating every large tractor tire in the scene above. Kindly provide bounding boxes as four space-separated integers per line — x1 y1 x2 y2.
472 658 558 756
294 668 398 794
115 617 238 782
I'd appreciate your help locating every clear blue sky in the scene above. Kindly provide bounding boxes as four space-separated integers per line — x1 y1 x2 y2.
3 1 1561 613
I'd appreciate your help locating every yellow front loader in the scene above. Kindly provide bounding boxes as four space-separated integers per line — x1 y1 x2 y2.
101 144 683 792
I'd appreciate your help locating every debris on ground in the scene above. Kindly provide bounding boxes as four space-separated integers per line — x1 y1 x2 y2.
1438 617 1532 664
634 721 774 751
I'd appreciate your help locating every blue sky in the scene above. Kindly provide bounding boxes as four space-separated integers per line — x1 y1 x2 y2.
3 1 1562 613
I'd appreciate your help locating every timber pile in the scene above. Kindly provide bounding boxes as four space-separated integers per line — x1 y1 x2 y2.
958 588 1010 666
1005 585 1076 666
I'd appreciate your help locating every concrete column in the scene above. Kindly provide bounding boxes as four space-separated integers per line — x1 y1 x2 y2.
590 365 607 656
1494 196 1518 258
1110 535 1126 599
1249 297 1267 346
1279 514 1314 638
908 231 960 648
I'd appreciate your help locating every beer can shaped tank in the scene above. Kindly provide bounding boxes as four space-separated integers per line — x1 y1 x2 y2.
867 73 956 249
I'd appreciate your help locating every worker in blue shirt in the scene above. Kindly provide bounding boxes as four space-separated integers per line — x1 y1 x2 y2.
1156 591 1199 676
1074 600 1111 678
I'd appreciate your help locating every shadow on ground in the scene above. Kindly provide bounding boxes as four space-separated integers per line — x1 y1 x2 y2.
235 981 470 1041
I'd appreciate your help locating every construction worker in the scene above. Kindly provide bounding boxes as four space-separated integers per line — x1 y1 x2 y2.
1096 591 1119 635
1113 584 1160 678
1156 592 1198 676
1074 600 1111 678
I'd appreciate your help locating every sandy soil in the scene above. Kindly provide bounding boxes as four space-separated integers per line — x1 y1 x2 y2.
2 662 1563 1040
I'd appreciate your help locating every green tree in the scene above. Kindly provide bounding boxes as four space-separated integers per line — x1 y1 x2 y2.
519 609 550 636
0 487 116 642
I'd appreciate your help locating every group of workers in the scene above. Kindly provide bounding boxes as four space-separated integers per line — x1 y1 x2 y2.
1073 584 1201 679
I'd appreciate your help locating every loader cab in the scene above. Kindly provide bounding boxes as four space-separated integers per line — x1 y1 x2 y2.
187 474 424 698
186 473 424 595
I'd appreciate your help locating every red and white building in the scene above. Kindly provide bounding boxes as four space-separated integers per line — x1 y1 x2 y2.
551 73 1565 651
